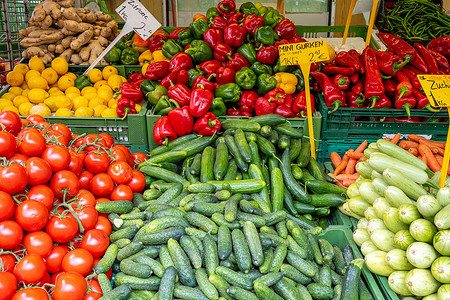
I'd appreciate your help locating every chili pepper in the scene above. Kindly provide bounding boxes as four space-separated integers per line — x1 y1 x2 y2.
273 57 295 73
161 69 189 89
428 37 450 58
379 32 417 60
346 91 365 108
169 27 186 40
214 43 234 62
256 73 277 96
414 43 440 74
177 29 194 48
396 81 413 101
217 0 235 18
227 13 244 24
240 2 260 16
149 35 169 52
185 40 214 64
274 19 296 40
274 72 298 95
428 49 450 69
263 7 283 28
289 36 307 44
104 46 121 63
348 49 365 74
395 116 422 123
224 24 246 48
117 97 137 118
333 74 350 90
74 75 92 90
169 83 191 106
350 73 359 84
192 74 216 92
169 52 193 73
242 14 263 35
383 79 396 94
254 26 277 46
275 104 294 118
395 91 416 119
194 112 221 136
334 51 360 72
400 66 422 90
154 116 177 145
251 62 273 77
206 7 219 21
256 46 278 65
227 107 242 116
239 90 258 113
120 82 143 103
312 80 321 92
216 67 236 85
199 60 222 77
145 61 169 80
373 50 411 76
202 29 224 49
265 88 286 105
373 94 392 109
363 47 385 107
210 97 227 116
410 53 429 74
235 67 257 90
412 88 440 113
190 18 210 40
293 91 315 117
155 95 177 115
187 68 205 88
311 71 344 113
237 44 257 65
140 79 168 106
322 64 355 76
167 106 194 136
189 84 214 117
275 39 289 47
225 53 250 72
215 83 241 102
255 96 277 116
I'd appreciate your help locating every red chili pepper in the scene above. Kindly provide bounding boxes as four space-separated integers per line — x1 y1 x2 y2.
211 16 228 31
274 19 297 40
154 116 178 145
189 84 214 117
396 81 413 101
168 83 191 106
312 80 321 92
289 36 307 44
238 91 258 113
254 96 277 116
310 62 320 72
193 112 221 136
351 81 364 95
373 94 392 109
395 91 416 119
345 91 366 108
227 13 244 24
168 106 193 136
121 82 143 103
242 14 263 35
410 53 429 74
275 104 294 118
333 74 350 90
335 51 360 72
227 107 242 116
373 50 411 76
412 88 440 113
274 39 289 47
169 52 193 73
203 29 224 48
145 61 170 80
132 78 145 89
224 24 246 48
148 35 169 52
395 116 422 123
169 27 187 39
348 49 365 74
192 74 216 92
399 66 422 90
256 46 278 65
379 32 417 60
363 47 385 107
350 73 359 84
116 97 137 118
264 88 286 105
199 60 222 77
383 79 397 94
414 43 441 74
321 64 355 76
292 91 315 117
214 43 234 62
216 67 236 84
129 72 144 83
311 71 345 113
217 0 235 18
225 53 250 72
428 36 450 58
161 69 189 89
428 49 450 69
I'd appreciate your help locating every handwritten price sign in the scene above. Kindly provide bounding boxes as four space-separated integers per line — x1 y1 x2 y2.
115 0 161 40
417 75 450 107
278 40 330 65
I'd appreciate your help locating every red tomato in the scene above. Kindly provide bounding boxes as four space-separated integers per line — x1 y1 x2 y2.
46 245 69 274
85 279 102 300
74 205 98 232
94 215 112 236
27 185 54 210
131 152 148 168
23 231 53 258
89 173 114 197
50 170 79 199
0 110 21 136
42 130 68 147
53 271 87 300
26 115 46 124
107 161 133 185
112 145 131 163
75 189 96 206
17 130 46 156
51 123 71 142
67 154 83 176
41 145 71 173
0 131 16 158
0 271 17 300
84 151 110 174
15 200 49 232
35 272 50 288
80 229 109 258
46 214 78 243
111 148 127 163
8 153 28 165
26 157 52 185
50 271 63 284
12 287 50 300
0 220 23 250
13 254 47 284
0 190 14 221
110 184 133 201
128 170 146 192
98 133 114 148
62 248 93 277
70 149 86 161
0 162 28 194
0 254 16 272
78 170 94 190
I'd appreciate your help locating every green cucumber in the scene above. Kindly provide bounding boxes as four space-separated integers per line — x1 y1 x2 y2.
297 284 313 300
140 150 187 167
293 202 316 214
214 190 231 201
139 227 185 245
248 164 271 212
341 259 364 300
254 272 284 286
119 259 151 278
318 239 335 260
306 283 334 299
215 266 253 290
251 114 286 126
110 225 139 243
225 135 248 172
222 119 261 132
140 166 189 187
249 141 262 167
269 244 288 272
120 211 145 220
159 245 174 270
158 266 177 300
173 284 209 300
153 183 183 205
185 212 218 234
269 130 279 144
333 285 343 300
278 134 291 150
289 138 302 161
167 238 196 287
228 286 259 300
200 146 215 183
207 179 266 194
236 211 266 227
96 201 133 214
211 213 241 230
332 245 346 275
108 213 123 229
259 232 287 247
286 235 308 259
319 266 332 287
274 124 302 138
195 268 219 300
224 194 242 222
308 233 323 265
214 141 229 180
306 180 347 195
223 159 237 181
172 136 214 157
99 285 131 300
280 264 312 285
204 234 219 276
283 187 298 216
145 216 189 232
259 248 274 274
114 272 160 290
234 129 252 163
274 277 303 300
254 282 283 300
209 274 232 300
232 229 252 273
255 134 277 157
218 225 232 260
259 125 272 138
309 194 346 207
133 255 164 278
307 157 326 181
297 138 311 167
152 207 185 220
180 235 203 269
292 165 303 180
263 211 287 226
96 244 118 273
243 221 264 266
193 202 225 216
280 149 311 203
188 183 216 193
240 200 264 215
245 132 257 142
97 273 112 294
271 167 284 212
117 242 144 261
286 252 316 277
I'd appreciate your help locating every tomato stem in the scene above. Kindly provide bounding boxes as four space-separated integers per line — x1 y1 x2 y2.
61 189 85 234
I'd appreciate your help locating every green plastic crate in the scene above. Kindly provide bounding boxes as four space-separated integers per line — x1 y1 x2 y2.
328 209 353 228
318 138 376 162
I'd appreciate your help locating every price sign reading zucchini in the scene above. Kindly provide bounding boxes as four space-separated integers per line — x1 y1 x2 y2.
278 40 330 65
417 75 450 107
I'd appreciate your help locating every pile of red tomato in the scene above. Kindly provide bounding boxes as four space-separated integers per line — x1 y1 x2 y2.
0 111 147 300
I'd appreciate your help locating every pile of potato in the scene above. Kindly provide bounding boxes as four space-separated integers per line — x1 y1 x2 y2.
19 0 119 65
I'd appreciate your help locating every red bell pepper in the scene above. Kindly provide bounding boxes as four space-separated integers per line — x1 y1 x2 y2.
154 116 177 145
214 43 234 62
363 47 385 107
116 97 137 118
373 50 411 76
193 112 221 135
242 14 263 35
133 34 149 48
275 39 289 47
383 79 397 94
274 19 297 40
410 53 429 74
169 27 186 40
256 46 278 65
293 91 315 117
224 24 246 48
351 81 363 95
145 61 170 80
265 88 286 105
412 88 440 113
345 91 366 108
395 91 416 119
227 13 244 24
211 16 228 31
400 66 422 89
216 67 236 84
168 106 193 136
199 60 222 77
161 69 189 89
217 0 236 18
239 91 258 113
379 32 417 60
414 43 441 74
225 53 250 72
335 51 360 72
284 94 294 108
255 96 277 116
350 73 359 84
169 52 193 73
348 49 365 74
129 72 144 83
373 94 392 109
333 74 350 90
322 64 355 76
289 36 307 44
189 85 214 117
428 49 450 69
149 35 169 52
275 104 294 118
121 82 143 103
310 71 345 113
192 74 215 92
428 36 450 58
203 29 224 48
168 83 191 106
227 108 252 117
396 81 413 100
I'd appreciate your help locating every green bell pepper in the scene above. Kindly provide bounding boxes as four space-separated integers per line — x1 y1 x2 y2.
162 39 182 59
189 18 210 40
237 44 257 64
74 75 92 90
185 40 213 64
254 26 277 46
257 5 268 15
263 8 284 28
115 37 129 50
140 80 168 106
273 57 296 73
240 2 260 16
292 69 314 93
120 47 139 65
206 7 219 20
214 83 242 102
177 29 194 48
104 46 121 63
235 67 257 90
251 62 273 77
187 68 205 87
155 95 177 115
210 97 227 116
256 73 277 96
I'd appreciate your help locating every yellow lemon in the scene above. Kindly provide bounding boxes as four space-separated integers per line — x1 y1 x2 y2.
83 92 97 100
29 56 45 72
41 68 59 85
25 70 41 82
66 72 77 80
88 68 103 83
0 99 13 109
6 71 24 87
75 107 94 117
27 76 49 90
108 98 117 108
2 106 19 114
58 75 75 91
101 107 118 118
89 97 106 109
73 96 89 110
65 86 80 95
81 86 97 96
44 96 58 111
54 95 73 110
14 63 29 75
97 85 114 101
22 89 30 97
20 82 29 90
55 107 73 117
94 80 108 90
94 104 107 117
51 57 69 75
28 88 49 104
19 102 34 116
48 87 61 94
2 93 15 101
66 92 79 101
135 104 142 113
107 74 123 92
13 95 29 107
102 66 118 80
9 87 23 96
29 105 51 117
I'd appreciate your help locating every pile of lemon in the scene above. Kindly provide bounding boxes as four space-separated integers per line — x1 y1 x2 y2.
2 56 143 118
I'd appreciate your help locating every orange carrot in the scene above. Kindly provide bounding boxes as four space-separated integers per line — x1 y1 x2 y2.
330 152 342 168
419 138 446 150
355 140 368 153
384 138 391 142
435 154 443 166
390 133 401 144
343 179 357 187
336 173 360 180
399 140 419 149
418 144 441 172
430 146 445 156
408 147 419 156
345 158 357 174
421 154 427 164
334 154 349 175
408 134 422 143
328 173 347 188
348 152 365 160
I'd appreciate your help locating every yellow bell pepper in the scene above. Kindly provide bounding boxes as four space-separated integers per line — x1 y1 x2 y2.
274 72 298 95
138 50 153 65
141 62 149 76
152 50 169 62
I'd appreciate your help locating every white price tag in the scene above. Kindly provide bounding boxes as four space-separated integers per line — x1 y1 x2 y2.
115 0 161 40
